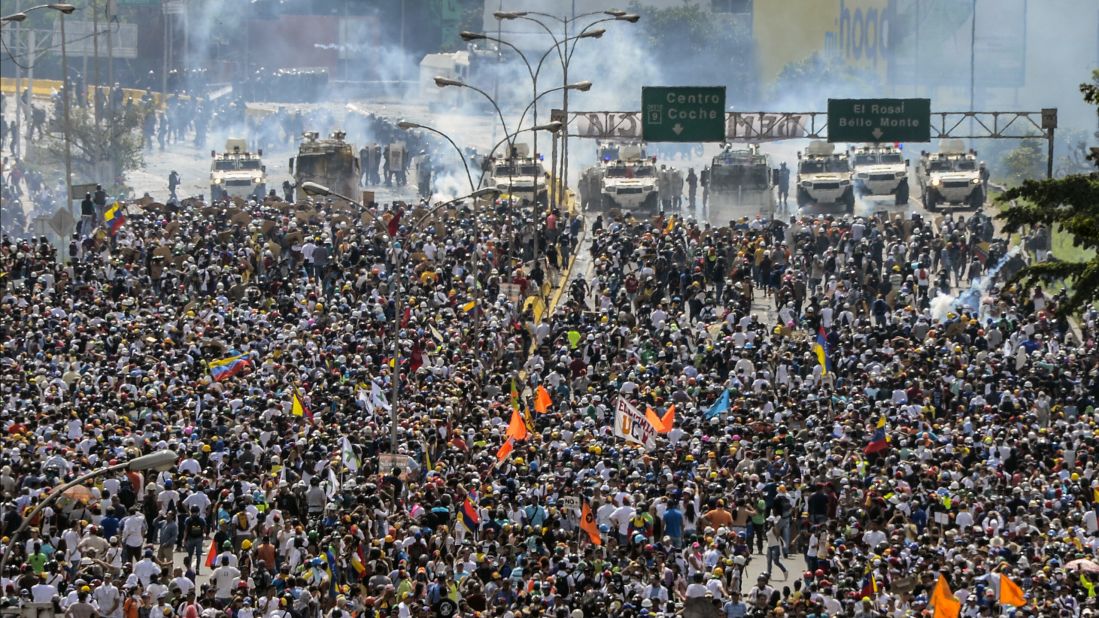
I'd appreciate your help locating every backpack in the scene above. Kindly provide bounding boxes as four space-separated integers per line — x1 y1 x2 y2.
237 511 250 531
187 516 205 538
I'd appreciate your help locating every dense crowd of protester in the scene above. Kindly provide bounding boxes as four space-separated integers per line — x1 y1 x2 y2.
0 100 1097 617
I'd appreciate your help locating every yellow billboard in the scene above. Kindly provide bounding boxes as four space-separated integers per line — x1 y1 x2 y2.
753 0 893 86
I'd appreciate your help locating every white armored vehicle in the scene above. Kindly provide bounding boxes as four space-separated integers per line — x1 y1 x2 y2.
486 144 548 204
600 143 659 212
917 139 984 210
796 141 854 211
851 145 909 205
210 138 267 201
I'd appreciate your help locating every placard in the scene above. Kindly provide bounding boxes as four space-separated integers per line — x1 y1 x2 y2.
613 398 657 451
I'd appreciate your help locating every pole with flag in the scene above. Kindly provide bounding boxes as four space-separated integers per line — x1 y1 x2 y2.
292 388 315 423
341 437 360 474
704 389 730 420
204 538 218 569
999 573 1026 608
812 326 832 375
579 496 602 546
931 573 961 618
864 415 890 455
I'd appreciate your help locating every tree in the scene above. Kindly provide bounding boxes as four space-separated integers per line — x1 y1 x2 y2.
47 99 145 185
1000 137 1046 186
997 72 1099 314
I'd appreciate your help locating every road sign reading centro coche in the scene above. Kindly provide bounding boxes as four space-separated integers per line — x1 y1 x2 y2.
827 98 931 143
642 86 726 142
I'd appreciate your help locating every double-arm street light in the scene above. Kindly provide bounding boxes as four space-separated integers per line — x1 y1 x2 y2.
0 449 177 578
300 182 501 452
493 9 639 205
435 75 588 212
459 28 602 203
1 3 75 168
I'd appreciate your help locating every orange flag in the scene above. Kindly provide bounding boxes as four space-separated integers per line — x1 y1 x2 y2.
931 574 961 618
645 404 676 433
496 438 515 464
999 574 1025 607
534 385 553 414
506 407 529 441
579 497 602 546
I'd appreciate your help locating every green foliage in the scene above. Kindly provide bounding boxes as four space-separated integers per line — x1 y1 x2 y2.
1081 68 1099 106
996 71 1099 314
1081 69 1099 167
997 175 1099 313
1000 137 1046 186
48 103 145 182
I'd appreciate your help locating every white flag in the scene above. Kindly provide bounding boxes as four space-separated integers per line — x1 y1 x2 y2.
371 380 391 411
326 466 340 499
341 437 360 473
613 398 657 451
357 386 373 414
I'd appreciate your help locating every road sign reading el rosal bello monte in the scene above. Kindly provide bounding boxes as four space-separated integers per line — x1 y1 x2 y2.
642 86 726 142
828 98 931 143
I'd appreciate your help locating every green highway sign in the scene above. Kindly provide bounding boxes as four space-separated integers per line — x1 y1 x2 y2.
642 86 726 143
827 98 931 143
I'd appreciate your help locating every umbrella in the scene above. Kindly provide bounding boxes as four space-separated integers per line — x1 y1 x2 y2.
61 485 96 505
1065 559 1099 574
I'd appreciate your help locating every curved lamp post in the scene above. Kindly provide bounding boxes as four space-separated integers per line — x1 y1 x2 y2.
434 76 513 156
397 120 476 194
0 449 177 577
493 10 639 204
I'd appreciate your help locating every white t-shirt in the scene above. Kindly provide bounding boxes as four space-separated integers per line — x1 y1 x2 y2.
133 558 162 586
30 583 57 604
121 514 146 548
685 583 709 599
93 584 122 618
211 565 241 599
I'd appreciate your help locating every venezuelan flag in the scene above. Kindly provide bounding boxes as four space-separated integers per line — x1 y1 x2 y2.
104 201 126 236
461 493 480 533
864 415 889 454
350 546 366 576
323 547 338 598
812 326 832 375
291 389 314 422
208 351 250 382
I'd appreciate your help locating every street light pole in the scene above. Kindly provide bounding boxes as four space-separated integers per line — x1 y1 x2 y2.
493 10 638 209
461 28 598 211
299 183 500 452
59 7 74 217
0 450 177 578
4 5 25 160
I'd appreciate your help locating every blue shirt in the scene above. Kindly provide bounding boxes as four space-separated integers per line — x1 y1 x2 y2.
724 600 747 617
663 507 684 538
